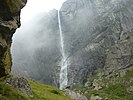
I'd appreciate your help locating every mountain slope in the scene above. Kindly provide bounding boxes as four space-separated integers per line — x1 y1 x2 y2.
75 70 133 100
0 76 71 100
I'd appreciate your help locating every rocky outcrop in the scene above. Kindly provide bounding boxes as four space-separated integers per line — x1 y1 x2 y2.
0 0 26 77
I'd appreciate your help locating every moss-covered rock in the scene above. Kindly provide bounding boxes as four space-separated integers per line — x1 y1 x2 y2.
0 0 26 77
6 0 26 15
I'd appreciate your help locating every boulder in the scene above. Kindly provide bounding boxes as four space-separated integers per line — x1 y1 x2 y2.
127 86 133 94
90 94 103 100
65 89 88 100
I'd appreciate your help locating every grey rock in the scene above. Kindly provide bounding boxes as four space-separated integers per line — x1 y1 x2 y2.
84 81 92 87
127 86 133 94
104 32 133 76
60 0 133 86
90 94 103 100
119 70 127 77
65 89 88 100
92 79 105 90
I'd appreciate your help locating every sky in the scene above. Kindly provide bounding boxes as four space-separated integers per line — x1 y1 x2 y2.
21 0 66 22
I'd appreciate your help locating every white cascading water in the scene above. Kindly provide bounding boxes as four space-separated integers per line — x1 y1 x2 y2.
58 10 68 89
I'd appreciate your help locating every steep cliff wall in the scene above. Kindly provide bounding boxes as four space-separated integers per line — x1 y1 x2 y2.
0 0 26 77
59 0 133 86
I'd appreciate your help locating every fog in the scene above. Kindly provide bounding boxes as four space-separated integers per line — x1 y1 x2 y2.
21 0 66 22
11 0 66 85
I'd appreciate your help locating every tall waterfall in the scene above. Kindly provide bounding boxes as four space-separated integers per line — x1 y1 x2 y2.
58 10 68 89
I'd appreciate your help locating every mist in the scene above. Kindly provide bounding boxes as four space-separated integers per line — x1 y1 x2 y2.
11 0 66 86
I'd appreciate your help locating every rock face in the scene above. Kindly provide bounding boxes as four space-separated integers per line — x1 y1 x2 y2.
0 0 26 77
104 32 133 76
59 0 133 86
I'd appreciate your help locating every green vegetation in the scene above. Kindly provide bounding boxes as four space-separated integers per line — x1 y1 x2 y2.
0 81 29 100
29 80 71 100
0 78 71 100
76 70 133 100
4 46 12 75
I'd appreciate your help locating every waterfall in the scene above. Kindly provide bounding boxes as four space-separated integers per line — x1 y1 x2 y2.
58 10 68 89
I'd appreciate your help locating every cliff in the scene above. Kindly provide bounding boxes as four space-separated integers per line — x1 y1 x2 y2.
58 0 133 99
0 0 26 77
59 0 133 87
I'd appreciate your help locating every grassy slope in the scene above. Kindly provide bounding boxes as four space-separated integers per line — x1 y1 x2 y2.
0 79 71 100
75 70 133 100
29 80 70 100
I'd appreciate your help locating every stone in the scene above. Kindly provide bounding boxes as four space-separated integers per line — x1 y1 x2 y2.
6 76 33 96
90 94 103 100
119 70 127 77
92 79 103 90
65 89 88 100
105 97 108 100
85 81 92 87
127 86 133 94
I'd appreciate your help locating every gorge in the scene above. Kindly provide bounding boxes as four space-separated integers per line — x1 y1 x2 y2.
0 0 133 99
12 0 133 88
